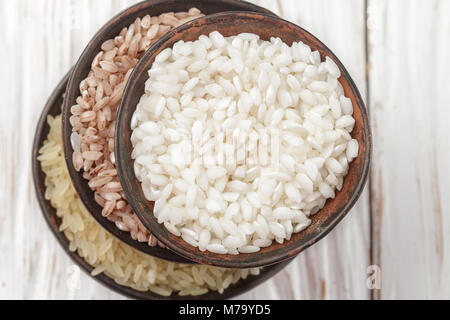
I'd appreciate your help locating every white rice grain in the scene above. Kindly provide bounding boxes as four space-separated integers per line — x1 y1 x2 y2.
131 32 358 255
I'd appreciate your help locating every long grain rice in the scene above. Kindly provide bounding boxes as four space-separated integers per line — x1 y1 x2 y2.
39 115 260 296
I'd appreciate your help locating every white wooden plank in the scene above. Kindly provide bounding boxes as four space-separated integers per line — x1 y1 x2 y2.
247 0 371 300
368 0 450 299
0 0 137 300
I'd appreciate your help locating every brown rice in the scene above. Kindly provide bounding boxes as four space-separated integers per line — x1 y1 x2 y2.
69 9 204 246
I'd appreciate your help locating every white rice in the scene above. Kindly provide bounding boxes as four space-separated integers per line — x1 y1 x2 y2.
131 32 359 255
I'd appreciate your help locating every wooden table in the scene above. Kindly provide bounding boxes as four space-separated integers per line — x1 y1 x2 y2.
0 0 448 300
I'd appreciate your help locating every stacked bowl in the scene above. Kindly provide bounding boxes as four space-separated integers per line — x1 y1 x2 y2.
32 0 371 299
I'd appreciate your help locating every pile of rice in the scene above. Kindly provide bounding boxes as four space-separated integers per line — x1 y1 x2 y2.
131 32 359 255
39 115 259 296
70 9 204 246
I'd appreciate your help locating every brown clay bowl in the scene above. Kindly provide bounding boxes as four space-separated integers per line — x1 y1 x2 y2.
33 72 292 300
61 0 275 262
116 12 372 269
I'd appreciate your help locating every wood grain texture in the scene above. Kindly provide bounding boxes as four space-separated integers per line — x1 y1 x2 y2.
257 0 371 300
0 0 140 300
1 0 371 300
368 0 450 299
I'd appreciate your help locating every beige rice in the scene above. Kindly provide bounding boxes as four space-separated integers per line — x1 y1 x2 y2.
40 115 260 296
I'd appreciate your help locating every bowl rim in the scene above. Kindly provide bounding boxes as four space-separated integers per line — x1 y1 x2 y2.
61 0 275 263
32 71 293 300
116 11 372 268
